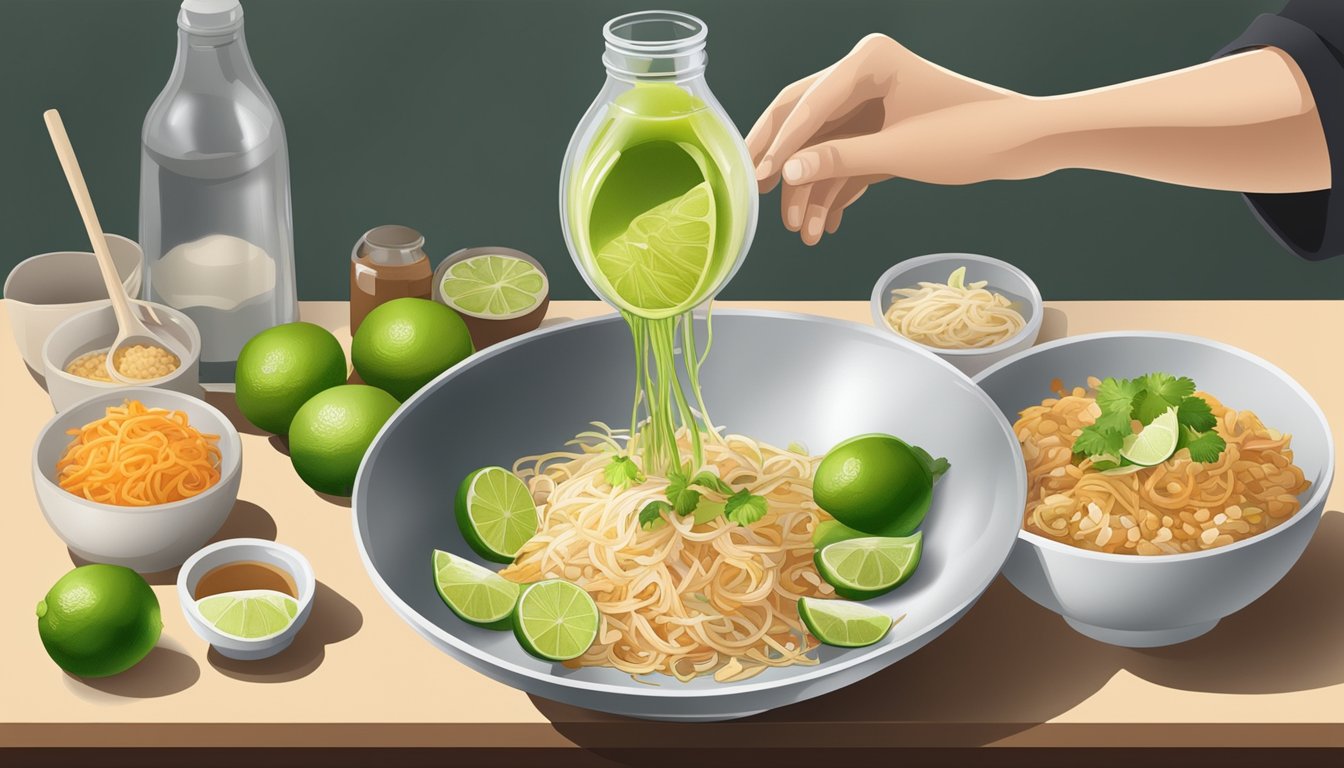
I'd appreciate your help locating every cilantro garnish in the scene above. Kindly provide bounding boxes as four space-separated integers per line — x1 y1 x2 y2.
1072 373 1226 465
604 455 644 490
638 500 672 530
724 490 768 526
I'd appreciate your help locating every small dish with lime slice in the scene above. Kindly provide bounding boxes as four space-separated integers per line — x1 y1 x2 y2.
177 538 315 661
433 247 551 350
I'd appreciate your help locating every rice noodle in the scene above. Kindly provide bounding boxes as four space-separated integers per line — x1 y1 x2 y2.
499 425 833 682
883 267 1025 349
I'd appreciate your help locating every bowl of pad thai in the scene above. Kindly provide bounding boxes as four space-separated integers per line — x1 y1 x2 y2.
353 310 1025 721
974 332 1334 648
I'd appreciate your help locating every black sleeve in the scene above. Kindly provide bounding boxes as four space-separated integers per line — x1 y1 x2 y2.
1215 0 1344 261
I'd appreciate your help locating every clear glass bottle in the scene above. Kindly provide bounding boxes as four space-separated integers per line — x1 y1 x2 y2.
140 0 297 387
559 10 758 320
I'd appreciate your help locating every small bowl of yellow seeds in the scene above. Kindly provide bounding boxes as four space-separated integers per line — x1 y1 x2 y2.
42 302 202 412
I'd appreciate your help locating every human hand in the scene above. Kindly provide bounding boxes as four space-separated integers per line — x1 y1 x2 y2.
747 34 1043 244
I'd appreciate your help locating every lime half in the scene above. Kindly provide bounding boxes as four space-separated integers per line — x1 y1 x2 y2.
440 254 548 320
512 580 600 662
196 590 298 639
1121 407 1179 466
797 597 894 648
815 533 923 601
433 550 520 629
455 467 539 564
595 180 716 315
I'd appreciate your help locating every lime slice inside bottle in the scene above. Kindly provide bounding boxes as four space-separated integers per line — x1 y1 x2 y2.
440 254 549 320
815 533 923 601
432 549 520 629
797 597 895 648
594 180 716 315
512 579 600 662
196 589 299 639
1120 407 1180 466
455 467 539 564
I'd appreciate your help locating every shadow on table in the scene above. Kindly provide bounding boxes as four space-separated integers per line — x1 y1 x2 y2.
207 579 363 683
203 390 266 436
1037 307 1068 345
62 636 200 700
67 499 277 585
533 511 1344 748
539 315 576 330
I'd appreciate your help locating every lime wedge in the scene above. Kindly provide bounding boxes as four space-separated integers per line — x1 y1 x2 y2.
812 519 874 550
594 180 716 314
196 589 298 639
512 580 599 662
797 597 894 648
1120 407 1179 466
455 467 539 564
432 549 520 629
815 533 923 601
440 254 549 320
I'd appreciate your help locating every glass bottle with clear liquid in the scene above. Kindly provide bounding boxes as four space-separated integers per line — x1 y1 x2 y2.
559 11 758 475
140 0 297 387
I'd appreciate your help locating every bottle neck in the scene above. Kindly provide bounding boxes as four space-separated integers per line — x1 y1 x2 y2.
175 26 255 79
602 47 707 83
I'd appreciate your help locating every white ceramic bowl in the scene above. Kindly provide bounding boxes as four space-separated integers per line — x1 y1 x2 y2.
178 538 316 660
870 252 1043 376
41 301 202 413
31 387 242 573
3 234 143 374
974 332 1334 647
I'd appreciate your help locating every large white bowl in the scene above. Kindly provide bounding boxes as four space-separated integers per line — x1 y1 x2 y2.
41 301 202 413
31 387 241 573
178 538 316 660
353 310 1026 721
870 252 1042 376
974 332 1334 647
3 234 143 374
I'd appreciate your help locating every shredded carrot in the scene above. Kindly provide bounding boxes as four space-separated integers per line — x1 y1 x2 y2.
56 399 222 506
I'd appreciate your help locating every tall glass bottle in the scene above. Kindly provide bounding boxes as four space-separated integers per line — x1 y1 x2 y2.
140 0 297 388
560 10 757 321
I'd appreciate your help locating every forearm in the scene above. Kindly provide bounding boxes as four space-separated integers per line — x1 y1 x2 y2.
1023 48 1330 193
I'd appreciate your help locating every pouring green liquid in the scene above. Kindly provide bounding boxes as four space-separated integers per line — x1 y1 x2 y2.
566 83 753 475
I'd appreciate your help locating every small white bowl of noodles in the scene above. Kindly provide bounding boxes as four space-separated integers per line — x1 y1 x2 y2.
974 332 1334 648
31 387 241 573
870 252 1042 376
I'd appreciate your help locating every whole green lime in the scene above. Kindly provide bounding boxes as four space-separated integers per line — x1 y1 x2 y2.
288 384 401 496
813 434 933 537
351 298 474 401
235 322 348 434
36 564 162 678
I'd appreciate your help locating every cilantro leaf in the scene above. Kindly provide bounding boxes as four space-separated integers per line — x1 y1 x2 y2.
672 488 701 517
1092 407 1135 436
689 470 733 496
1141 373 1195 410
1183 430 1226 464
1095 377 1142 417
1073 425 1124 458
692 499 726 525
638 500 672 530
724 490 768 526
1131 391 1176 426
1176 395 1216 433
604 456 644 490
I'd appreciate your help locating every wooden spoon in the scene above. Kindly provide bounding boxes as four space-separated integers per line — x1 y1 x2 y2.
43 109 188 383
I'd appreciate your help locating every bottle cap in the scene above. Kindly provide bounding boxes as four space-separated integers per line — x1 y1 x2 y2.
178 0 244 34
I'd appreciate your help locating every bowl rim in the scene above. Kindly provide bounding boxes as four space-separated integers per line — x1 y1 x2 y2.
176 537 316 642
352 307 1027 699
432 246 550 321
3 233 142 306
869 252 1044 357
972 329 1336 563
32 386 241 514
40 300 202 388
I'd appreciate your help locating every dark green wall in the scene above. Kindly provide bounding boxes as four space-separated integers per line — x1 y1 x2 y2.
4 0 1337 301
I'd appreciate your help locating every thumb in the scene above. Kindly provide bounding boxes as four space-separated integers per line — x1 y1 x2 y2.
781 135 889 185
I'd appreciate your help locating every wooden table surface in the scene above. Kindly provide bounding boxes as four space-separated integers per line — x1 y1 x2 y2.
2 299 1342 758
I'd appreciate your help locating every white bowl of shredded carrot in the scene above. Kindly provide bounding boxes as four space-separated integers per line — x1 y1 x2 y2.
31 387 241 573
